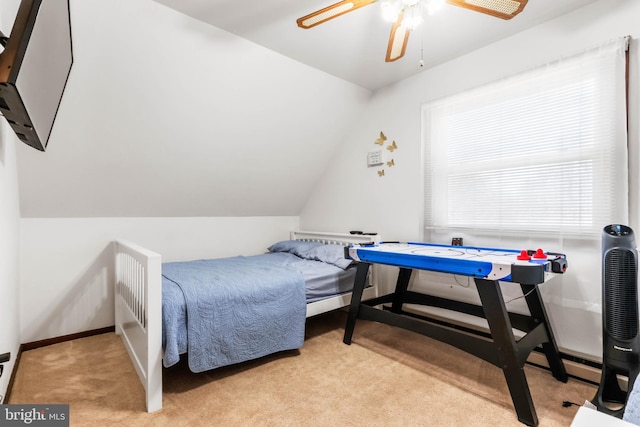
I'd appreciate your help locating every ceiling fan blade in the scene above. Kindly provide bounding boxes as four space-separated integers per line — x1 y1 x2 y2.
297 0 378 29
446 0 528 20
385 14 410 62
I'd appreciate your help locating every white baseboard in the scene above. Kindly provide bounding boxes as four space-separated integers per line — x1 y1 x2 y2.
527 351 601 384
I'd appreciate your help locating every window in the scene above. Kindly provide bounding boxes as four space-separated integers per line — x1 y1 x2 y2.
423 37 629 238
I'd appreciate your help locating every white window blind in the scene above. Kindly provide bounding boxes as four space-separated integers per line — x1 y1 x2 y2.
423 37 629 237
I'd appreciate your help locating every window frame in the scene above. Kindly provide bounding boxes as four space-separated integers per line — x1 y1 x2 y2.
422 38 630 239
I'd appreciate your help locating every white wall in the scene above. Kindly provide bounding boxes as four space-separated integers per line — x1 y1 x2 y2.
19 216 299 343
13 0 371 342
0 126 21 403
301 0 640 361
0 0 21 403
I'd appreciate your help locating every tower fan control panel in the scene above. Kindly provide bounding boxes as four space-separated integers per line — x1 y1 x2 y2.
605 224 633 237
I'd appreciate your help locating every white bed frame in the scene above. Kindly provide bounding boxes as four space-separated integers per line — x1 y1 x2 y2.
114 230 380 412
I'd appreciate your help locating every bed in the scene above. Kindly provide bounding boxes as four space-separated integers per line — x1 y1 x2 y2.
113 230 380 412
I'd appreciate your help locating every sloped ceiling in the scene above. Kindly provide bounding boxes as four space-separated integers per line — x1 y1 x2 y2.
15 0 370 218
153 0 601 90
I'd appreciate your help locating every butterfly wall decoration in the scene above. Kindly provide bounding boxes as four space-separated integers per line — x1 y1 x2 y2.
372 130 398 177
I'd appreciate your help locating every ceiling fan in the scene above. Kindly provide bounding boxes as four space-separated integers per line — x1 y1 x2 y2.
297 0 528 62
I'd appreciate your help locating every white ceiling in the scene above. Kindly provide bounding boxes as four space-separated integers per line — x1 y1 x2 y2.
153 0 600 90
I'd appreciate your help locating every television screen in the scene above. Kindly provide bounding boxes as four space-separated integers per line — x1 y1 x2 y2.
0 0 72 151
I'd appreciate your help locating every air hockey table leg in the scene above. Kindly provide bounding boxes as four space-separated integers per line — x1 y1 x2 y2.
520 284 568 382
390 268 413 314
343 262 371 345
475 278 538 426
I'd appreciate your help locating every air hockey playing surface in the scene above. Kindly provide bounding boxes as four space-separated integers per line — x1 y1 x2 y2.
347 242 567 284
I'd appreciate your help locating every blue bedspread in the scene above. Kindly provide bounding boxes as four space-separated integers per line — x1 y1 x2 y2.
162 255 306 372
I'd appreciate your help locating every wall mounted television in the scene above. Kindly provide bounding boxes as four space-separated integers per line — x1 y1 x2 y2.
0 0 72 151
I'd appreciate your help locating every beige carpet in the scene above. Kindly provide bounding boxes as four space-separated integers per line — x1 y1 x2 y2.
9 311 595 426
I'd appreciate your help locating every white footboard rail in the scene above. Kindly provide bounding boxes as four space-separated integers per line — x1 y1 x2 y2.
114 240 162 413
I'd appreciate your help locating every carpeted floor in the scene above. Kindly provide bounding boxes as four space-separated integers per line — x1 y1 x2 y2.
9 310 595 426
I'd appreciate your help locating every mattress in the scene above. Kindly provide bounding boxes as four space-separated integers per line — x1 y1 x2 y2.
161 252 358 369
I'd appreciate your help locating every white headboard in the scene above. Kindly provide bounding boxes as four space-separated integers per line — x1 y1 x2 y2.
290 230 381 246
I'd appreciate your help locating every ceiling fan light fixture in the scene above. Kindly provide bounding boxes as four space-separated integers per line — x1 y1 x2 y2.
381 0 428 29
381 0 403 22
401 4 424 30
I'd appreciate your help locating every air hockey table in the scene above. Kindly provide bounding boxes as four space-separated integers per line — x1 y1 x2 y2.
343 242 569 427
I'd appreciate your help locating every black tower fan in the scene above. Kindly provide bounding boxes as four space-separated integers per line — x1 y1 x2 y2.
592 224 640 417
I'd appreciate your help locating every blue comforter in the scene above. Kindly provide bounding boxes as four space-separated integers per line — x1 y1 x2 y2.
162 255 306 372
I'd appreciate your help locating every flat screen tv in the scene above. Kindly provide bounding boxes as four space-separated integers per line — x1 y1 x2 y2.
0 0 72 151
